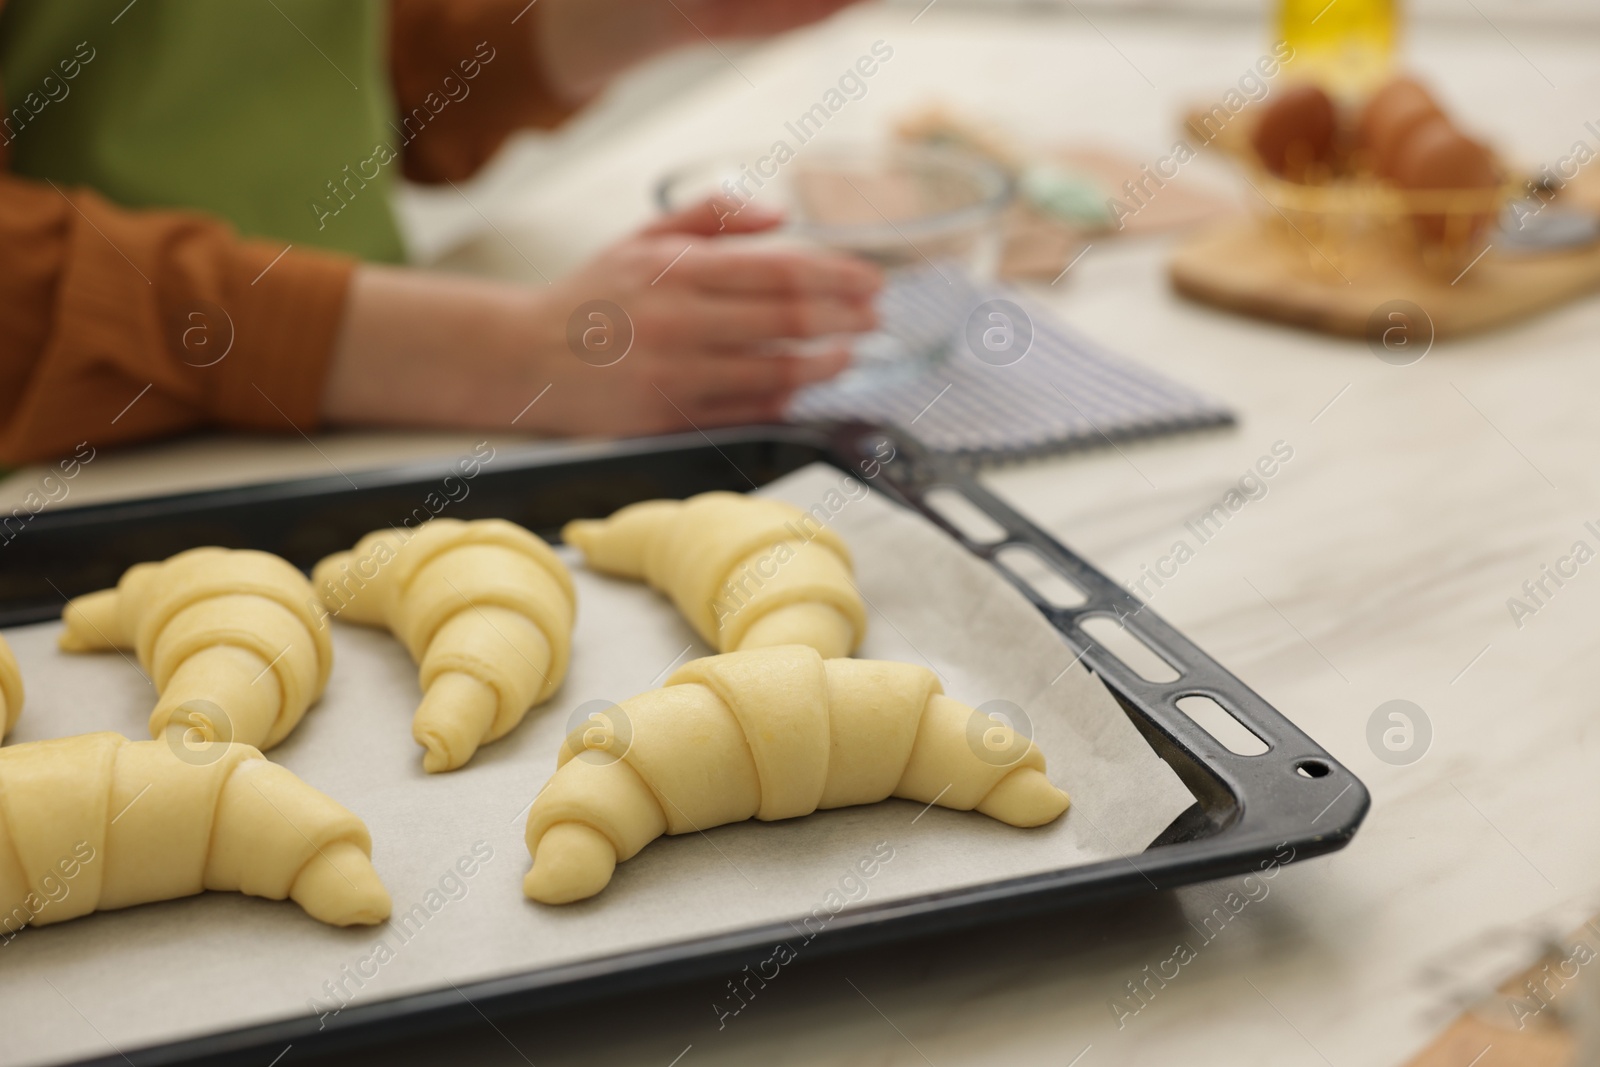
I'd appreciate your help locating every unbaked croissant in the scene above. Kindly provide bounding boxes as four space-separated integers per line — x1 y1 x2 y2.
562 492 867 659
523 645 1069 904
0 732 389 929
0 634 21 741
59 548 332 751
312 518 576 773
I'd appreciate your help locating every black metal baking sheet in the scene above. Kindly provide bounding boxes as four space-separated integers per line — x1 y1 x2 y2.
0 422 1368 1067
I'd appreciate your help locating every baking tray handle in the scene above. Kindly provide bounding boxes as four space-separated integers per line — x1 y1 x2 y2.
837 424 1369 864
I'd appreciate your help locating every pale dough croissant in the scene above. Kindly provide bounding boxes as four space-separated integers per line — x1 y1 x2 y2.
0 635 21 742
312 518 576 773
0 732 390 928
59 548 332 751
562 492 867 659
523 645 1069 904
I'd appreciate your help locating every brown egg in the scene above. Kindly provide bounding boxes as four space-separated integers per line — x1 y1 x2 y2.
1391 117 1498 190
1250 84 1338 181
1391 116 1499 242
1359 77 1443 177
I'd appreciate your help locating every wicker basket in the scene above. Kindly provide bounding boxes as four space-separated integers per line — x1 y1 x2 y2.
1235 159 1518 280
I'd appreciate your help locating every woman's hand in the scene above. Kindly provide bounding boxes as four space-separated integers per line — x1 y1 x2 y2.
522 200 880 432
321 201 880 436
536 0 865 101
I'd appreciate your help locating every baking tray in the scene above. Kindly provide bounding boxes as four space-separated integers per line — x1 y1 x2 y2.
0 421 1368 1067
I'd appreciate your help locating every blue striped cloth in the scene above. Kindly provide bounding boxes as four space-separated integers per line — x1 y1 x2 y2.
790 267 1234 464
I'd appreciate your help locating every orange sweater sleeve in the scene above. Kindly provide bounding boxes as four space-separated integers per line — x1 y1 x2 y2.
389 0 580 184
0 174 354 466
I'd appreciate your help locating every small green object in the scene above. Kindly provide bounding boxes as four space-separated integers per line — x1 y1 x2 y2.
1020 164 1113 227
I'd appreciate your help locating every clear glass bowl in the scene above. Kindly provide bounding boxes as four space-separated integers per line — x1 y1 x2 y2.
656 143 1014 363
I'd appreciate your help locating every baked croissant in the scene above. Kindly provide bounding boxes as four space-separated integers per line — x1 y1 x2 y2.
0 732 389 929
312 518 576 773
0 634 21 741
562 492 866 659
523 645 1069 904
59 548 332 751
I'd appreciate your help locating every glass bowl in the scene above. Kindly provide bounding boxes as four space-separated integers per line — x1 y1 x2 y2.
656 143 1014 362
657 142 1012 271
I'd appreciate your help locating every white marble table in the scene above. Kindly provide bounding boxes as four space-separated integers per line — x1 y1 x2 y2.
6 6 1600 1066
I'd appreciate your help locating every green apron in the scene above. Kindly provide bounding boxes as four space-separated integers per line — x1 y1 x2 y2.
0 0 405 262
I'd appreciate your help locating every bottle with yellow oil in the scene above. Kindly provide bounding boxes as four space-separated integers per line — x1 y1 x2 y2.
1278 0 1398 97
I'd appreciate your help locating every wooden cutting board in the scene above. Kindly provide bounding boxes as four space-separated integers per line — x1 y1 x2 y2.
1170 220 1600 339
1401 914 1600 1067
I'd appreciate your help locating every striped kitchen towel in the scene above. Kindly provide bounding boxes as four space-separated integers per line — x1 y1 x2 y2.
789 266 1234 464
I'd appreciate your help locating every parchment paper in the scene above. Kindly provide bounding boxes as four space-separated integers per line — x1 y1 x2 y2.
0 464 1193 1067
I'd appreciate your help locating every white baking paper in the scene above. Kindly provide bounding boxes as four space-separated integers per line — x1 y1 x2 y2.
0 463 1193 1067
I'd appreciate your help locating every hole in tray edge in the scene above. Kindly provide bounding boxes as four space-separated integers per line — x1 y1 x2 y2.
923 486 1008 545
1078 614 1181 683
994 544 1089 608
1295 759 1331 779
1174 695 1269 757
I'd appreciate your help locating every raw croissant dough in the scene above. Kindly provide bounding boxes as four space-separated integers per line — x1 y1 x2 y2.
0 733 390 929
563 492 867 658
0 634 21 741
523 645 1070 904
312 518 576 772
59 548 332 751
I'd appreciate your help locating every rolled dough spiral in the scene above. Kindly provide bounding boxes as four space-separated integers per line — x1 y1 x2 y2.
312 518 576 773
59 548 332 751
562 492 867 658
0 635 21 741
523 645 1069 904
0 733 389 929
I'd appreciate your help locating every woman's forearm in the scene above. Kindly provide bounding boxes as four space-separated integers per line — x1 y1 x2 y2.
321 265 545 428
319 205 877 440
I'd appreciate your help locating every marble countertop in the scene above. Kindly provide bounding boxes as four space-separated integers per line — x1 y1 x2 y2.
5 5 1599 1066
